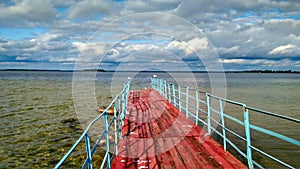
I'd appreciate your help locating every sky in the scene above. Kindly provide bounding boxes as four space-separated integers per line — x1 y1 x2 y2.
0 0 300 71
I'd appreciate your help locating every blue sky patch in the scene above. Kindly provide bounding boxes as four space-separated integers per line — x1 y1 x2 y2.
0 28 48 40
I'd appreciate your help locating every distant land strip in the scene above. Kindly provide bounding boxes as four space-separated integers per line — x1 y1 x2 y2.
1 69 299 73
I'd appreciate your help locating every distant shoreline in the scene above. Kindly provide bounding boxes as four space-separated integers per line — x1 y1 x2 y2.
0 69 299 73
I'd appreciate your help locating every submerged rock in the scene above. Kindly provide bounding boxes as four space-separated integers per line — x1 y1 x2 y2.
61 118 78 123
60 118 81 131
97 106 117 115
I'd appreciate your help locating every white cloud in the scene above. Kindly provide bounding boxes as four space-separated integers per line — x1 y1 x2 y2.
72 42 109 61
185 38 208 55
218 46 240 54
165 40 187 54
222 59 245 64
269 44 296 55
221 58 281 67
37 33 63 42
164 38 209 56
49 57 77 62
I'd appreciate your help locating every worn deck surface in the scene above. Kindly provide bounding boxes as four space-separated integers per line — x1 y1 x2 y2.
111 89 247 169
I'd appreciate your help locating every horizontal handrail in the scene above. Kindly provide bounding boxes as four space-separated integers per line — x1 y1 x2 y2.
54 80 130 169
151 77 300 169
247 106 300 123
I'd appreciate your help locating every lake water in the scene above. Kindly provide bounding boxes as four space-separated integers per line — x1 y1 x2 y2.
0 71 299 168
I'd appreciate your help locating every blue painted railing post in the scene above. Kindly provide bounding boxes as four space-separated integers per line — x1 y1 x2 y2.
167 83 171 102
161 79 163 95
159 79 162 95
120 93 125 126
178 85 181 111
157 79 159 93
172 84 176 106
161 79 164 95
104 112 111 168
158 79 161 94
163 80 166 97
117 96 122 139
154 78 156 89
185 86 189 118
152 78 156 90
151 78 154 90
85 134 93 169
243 105 253 169
164 80 167 98
219 99 226 151
125 81 130 111
157 79 159 91
206 92 211 134
195 90 199 125
113 102 118 155
152 78 154 89
156 78 158 91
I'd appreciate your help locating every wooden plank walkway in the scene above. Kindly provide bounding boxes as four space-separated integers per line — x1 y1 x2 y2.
111 89 247 169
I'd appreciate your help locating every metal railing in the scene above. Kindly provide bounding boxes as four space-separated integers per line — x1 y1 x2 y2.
151 78 300 169
54 81 130 169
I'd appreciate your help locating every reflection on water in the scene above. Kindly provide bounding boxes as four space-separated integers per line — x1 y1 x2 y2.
0 71 299 168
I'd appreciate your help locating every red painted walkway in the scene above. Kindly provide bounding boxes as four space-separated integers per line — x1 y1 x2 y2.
111 89 247 169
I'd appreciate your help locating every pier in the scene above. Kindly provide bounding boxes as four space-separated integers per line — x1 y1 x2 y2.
54 77 300 169
111 89 246 168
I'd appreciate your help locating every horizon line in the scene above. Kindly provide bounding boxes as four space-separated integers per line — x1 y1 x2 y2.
0 69 299 73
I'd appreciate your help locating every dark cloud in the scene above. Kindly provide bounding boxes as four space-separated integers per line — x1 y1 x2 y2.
121 0 182 14
67 0 111 19
52 0 77 8
0 0 56 27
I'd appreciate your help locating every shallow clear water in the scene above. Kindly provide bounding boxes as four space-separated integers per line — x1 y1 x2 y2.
0 71 299 168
